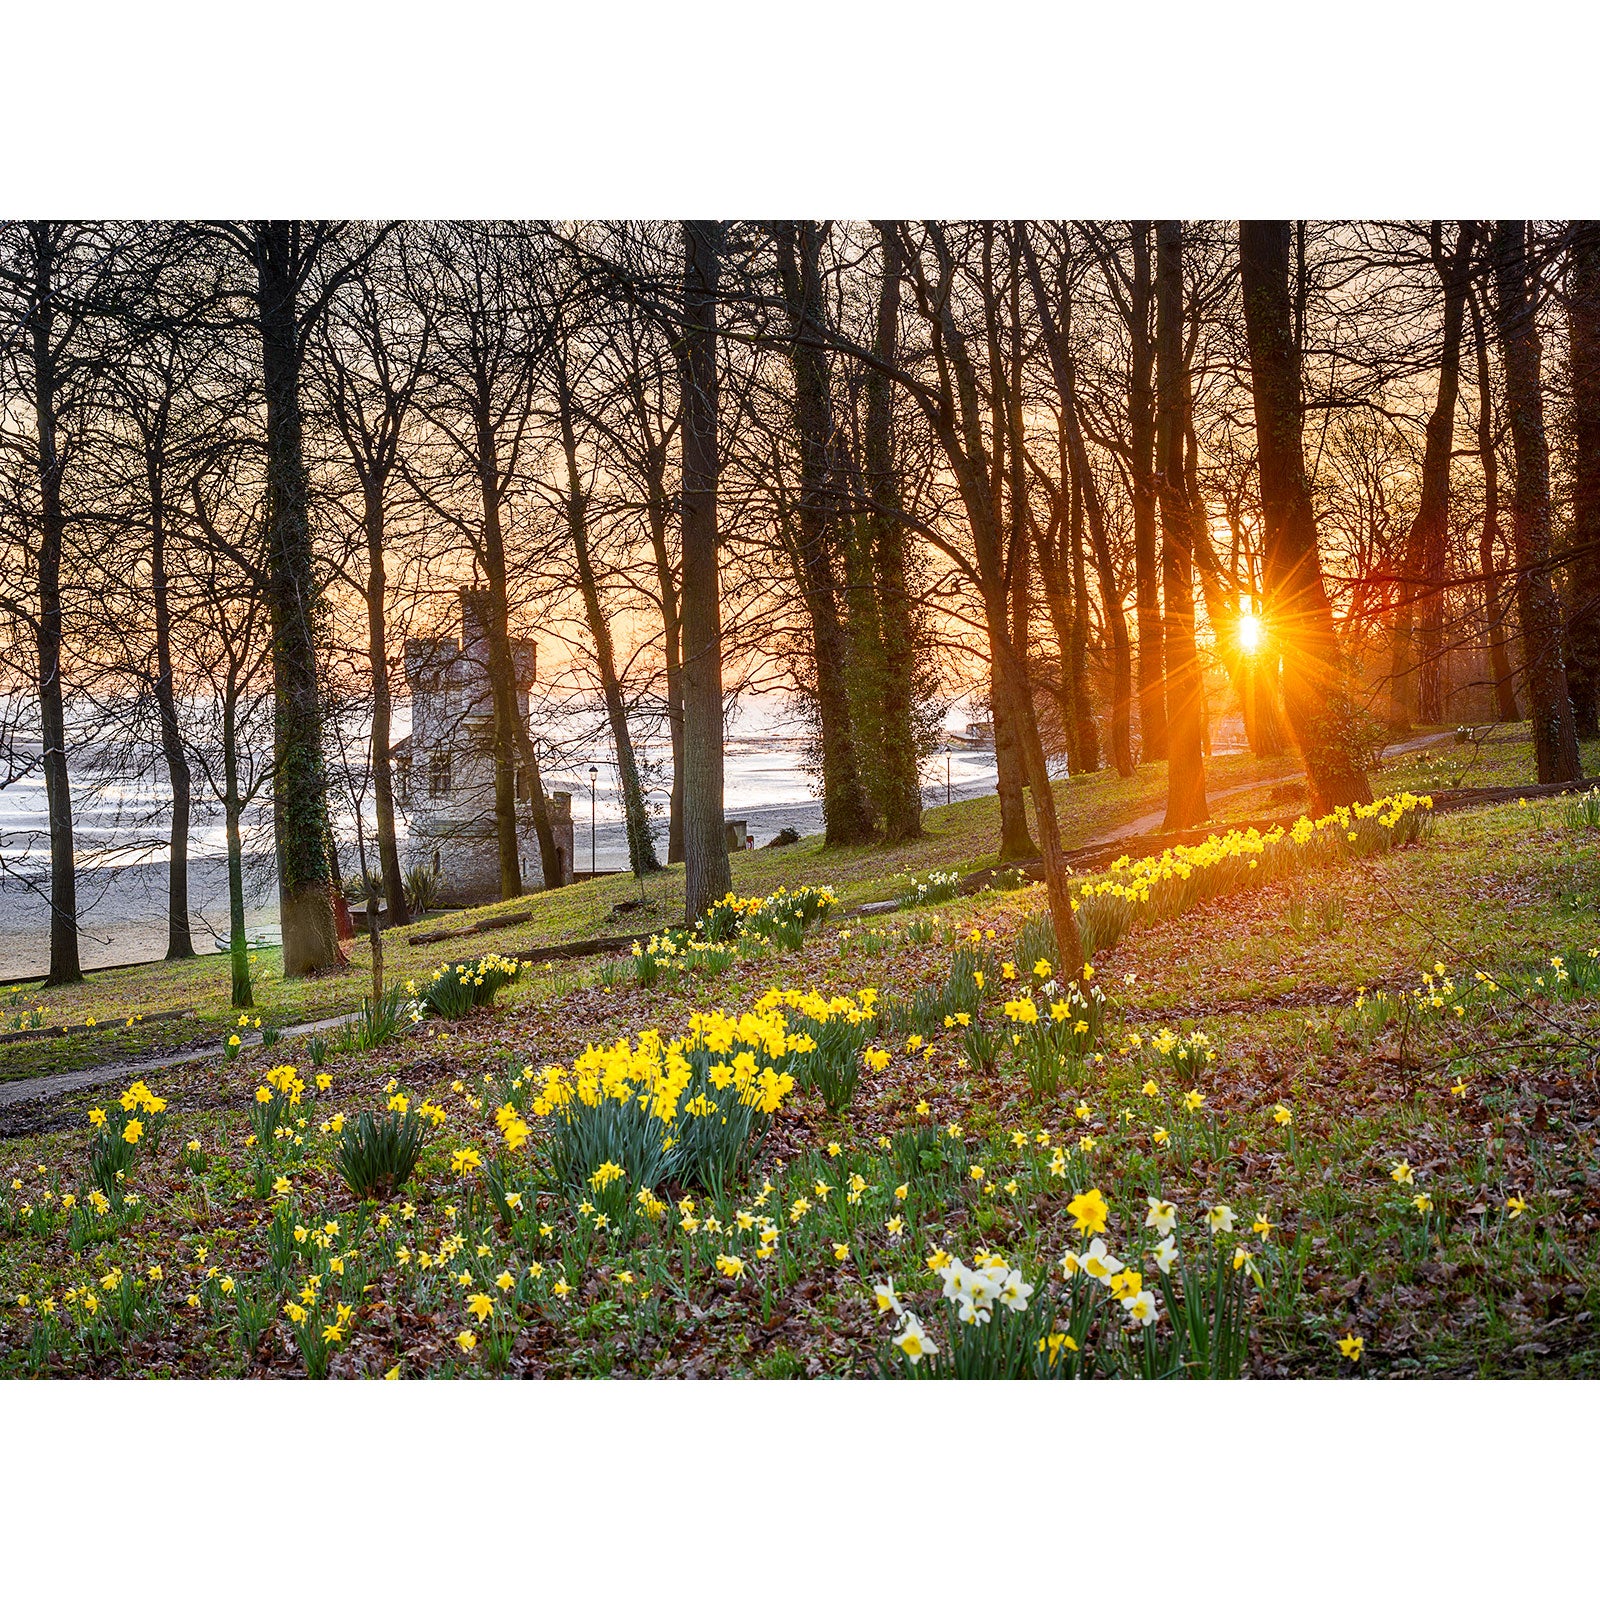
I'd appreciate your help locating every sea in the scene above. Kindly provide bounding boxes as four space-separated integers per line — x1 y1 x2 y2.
0 697 999 981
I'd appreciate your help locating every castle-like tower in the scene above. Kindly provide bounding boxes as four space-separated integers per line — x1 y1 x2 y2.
395 588 572 905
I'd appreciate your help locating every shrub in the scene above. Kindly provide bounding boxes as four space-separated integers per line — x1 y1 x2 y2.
404 862 441 913
334 1110 426 1200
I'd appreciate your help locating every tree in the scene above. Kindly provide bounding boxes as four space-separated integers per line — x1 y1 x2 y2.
1238 221 1373 810
680 221 732 919
772 220 875 846
1565 219 1600 738
856 222 927 839
205 221 379 976
409 221 562 896
316 231 430 925
1491 220 1582 782
1388 222 1474 732
537 254 662 878
1467 281 1519 721
0 222 113 986
1155 221 1207 828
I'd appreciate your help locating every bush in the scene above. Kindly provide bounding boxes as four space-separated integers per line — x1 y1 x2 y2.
404 862 441 913
334 1109 427 1200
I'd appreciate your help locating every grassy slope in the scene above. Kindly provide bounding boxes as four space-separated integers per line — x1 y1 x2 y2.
1 789 1596 1377
0 724 1587 1087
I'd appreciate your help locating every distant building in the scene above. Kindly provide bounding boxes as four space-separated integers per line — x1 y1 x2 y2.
394 588 573 905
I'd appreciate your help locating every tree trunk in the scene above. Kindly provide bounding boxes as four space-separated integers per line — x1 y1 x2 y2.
680 221 731 919
1238 221 1373 810
1389 223 1473 732
363 482 409 925
1566 219 1600 739
1492 220 1582 782
1469 286 1519 721
1018 229 1134 775
147 465 196 959
1155 221 1208 829
558 381 660 875
222 690 253 1010
27 228 82 987
644 484 686 864
865 221 924 841
469 412 527 901
1129 221 1166 761
1068 460 1101 769
255 223 341 975
775 221 875 846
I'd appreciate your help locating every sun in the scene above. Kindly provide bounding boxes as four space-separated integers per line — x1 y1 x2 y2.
1237 612 1263 653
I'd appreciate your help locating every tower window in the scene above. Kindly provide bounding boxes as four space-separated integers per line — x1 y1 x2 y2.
428 751 452 797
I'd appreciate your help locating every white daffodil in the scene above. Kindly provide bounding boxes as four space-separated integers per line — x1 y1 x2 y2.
1080 1237 1125 1282
997 1270 1034 1314
1145 1196 1177 1236
938 1260 974 1302
1125 1289 1159 1326
956 1295 992 1326
1205 1204 1237 1235
1151 1235 1179 1275
894 1315 938 1364
873 1278 904 1319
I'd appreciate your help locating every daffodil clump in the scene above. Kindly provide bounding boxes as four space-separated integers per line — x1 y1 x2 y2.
530 1002 804 1202
629 928 737 988
85 1080 168 1198
761 986 880 1112
694 884 838 949
878 1185 1263 1379
897 869 963 910
415 954 530 1022
1074 792 1435 955
0 1002 51 1035
1001 960 1109 1101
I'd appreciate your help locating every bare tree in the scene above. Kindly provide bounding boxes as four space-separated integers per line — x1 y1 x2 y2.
1491 220 1581 782
1238 221 1373 809
680 221 731 919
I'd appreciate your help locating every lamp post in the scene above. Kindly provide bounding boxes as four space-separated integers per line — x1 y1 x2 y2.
945 746 952 809
588 764 598 877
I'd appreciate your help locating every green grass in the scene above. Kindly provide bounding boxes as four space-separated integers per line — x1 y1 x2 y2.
0 728 1588 1088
